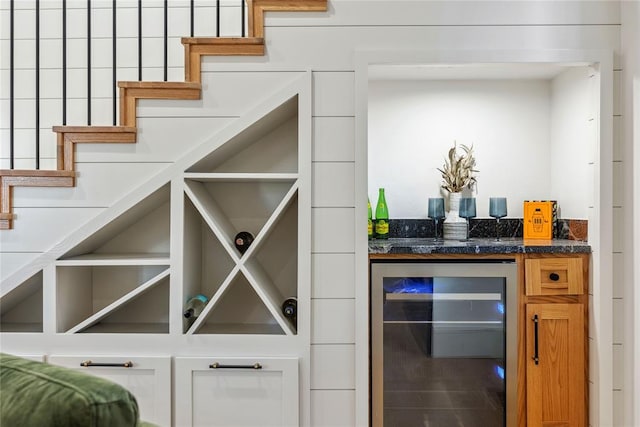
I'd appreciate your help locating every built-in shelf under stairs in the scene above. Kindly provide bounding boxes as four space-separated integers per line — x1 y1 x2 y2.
0 0 326 230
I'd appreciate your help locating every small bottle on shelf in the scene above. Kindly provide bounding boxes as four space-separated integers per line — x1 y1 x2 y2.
375 188 389 239
282 297 297 327
368 198 374 240
234 231 254 254
183 294 209 319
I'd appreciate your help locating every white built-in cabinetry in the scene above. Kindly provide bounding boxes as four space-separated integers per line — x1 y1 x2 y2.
175 357 299 427
0 95 306 427
48 355 172 427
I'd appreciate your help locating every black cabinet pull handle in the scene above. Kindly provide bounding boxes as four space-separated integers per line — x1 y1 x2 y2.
80 360 133 368
209 362 262 370
549 272 560 281
532 314 539 365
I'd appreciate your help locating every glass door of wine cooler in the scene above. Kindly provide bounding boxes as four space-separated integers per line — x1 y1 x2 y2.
371 261 517 427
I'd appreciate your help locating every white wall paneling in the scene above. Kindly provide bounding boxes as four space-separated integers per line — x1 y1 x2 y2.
612 252 623 299
613 299 624 345
136 72 303 118
311 208 355 253
613 389 624 427
312 72 355 117
265 1 621 28
621 2 640 425
612 207 623 253
10 163 169 208
613 161 623 207
310 390 355 427
0 207 103 253
613 115 623 161
312 117 355 162
311 253 355 299
76 117 234 163
310 344 355 390
312 162 355 208
311 299 355 344
200 26 622 73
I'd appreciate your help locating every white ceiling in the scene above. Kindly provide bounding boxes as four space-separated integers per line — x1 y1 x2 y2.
368 63 588 81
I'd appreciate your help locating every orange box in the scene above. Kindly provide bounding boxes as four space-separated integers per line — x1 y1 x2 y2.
523 201 557 240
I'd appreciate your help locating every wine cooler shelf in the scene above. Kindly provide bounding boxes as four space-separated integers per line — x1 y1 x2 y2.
1 94 302 337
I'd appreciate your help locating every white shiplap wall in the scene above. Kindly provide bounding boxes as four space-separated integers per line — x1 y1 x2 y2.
0 1 632 426
620 2 639 427
311 72 356 426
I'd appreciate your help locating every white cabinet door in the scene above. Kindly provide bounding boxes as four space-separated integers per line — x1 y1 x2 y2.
175 357 299 427
47 355 171 427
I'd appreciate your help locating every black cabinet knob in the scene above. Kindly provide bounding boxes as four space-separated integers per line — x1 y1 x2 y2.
549 272 560 281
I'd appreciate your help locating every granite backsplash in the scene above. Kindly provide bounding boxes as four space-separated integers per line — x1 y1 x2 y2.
387 218 588 241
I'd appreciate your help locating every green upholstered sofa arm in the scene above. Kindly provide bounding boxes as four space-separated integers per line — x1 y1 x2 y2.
0 353 153 427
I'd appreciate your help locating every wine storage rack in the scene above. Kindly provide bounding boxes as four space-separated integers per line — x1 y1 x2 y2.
1 94 302 339
183 175 298 335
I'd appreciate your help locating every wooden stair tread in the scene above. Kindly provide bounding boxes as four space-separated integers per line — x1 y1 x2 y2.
118 81 201 89
249 0 327 37
52 126 137 133
252 0 327 11
181 37 264 45
0 169 76 178
0 170 76 229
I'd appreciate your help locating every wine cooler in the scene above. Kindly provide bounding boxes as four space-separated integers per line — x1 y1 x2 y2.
371 260 517 427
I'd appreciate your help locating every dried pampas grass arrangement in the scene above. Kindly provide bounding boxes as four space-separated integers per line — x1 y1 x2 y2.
437 142 478 193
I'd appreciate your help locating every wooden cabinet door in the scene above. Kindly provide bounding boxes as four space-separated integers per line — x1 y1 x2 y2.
526 304 585 427
48 355 171 427
174 356 299 427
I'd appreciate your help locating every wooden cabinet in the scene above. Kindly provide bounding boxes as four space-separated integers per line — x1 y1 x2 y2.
48 355 172 427
522 254 588 427
525 304 585 426
174 356 299 427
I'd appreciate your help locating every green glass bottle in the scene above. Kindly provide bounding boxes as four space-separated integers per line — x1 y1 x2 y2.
367 198 373 240
375 188 389 239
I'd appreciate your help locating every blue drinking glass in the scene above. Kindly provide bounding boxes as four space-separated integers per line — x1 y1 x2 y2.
489 197 507 241
428 198 445 241
459 197 477 240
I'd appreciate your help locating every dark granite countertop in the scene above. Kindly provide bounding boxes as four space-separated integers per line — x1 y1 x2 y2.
368 237 591 255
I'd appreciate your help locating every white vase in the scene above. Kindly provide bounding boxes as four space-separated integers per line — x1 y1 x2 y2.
443 192 467 240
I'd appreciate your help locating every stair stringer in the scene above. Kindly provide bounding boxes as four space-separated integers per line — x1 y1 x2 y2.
0 71 311 314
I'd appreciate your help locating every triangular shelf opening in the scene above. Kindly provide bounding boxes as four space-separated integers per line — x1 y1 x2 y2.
187 96 298 174
193 273 284 335
184 178 296 252
183 196 237 304
60 184 171 260
250 193 298 302
56 265 169 333
0 271 43 333
77 275 170 334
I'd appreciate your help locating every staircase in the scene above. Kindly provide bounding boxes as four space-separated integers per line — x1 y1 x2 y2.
0 0 326 230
